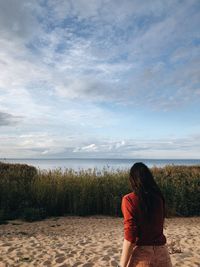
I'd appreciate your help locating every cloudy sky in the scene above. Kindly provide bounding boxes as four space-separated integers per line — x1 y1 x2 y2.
0 0 200 159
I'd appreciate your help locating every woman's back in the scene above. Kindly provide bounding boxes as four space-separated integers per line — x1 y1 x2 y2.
122 192 166 246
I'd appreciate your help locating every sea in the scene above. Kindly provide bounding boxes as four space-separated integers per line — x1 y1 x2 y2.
1 158 200 172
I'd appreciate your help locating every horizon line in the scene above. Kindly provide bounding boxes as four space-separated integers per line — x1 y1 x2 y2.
1 157 200 161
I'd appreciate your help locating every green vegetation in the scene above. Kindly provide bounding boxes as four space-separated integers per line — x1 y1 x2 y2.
0 162 199 222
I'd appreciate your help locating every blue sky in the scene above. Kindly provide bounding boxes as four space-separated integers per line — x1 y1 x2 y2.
0 0 200 159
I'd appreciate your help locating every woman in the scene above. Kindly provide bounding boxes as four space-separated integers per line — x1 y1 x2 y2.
118 162 173 267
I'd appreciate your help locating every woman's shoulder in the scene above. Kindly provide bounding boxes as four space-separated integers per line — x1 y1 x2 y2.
122 192 139 212
123 192 138 202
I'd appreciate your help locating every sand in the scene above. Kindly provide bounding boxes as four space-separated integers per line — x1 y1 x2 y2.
0 216 199 267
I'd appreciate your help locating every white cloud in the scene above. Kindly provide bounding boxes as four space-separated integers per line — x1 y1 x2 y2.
77 144 98 152
0 0 199 158
1 130 200 158
1 0 199 110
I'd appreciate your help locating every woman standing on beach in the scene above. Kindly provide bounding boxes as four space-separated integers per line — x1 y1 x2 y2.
119 162 173 267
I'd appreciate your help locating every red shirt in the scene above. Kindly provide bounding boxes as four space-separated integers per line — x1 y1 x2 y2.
121 192 166 245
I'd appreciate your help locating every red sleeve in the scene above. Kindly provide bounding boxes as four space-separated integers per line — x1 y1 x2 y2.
121 196 138 243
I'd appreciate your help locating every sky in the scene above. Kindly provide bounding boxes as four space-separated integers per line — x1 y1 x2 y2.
0 0 200 159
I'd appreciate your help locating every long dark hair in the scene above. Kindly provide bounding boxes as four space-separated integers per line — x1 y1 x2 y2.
129 162 165 221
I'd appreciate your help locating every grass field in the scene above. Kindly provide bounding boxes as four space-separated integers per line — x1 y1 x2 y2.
0 162 200 222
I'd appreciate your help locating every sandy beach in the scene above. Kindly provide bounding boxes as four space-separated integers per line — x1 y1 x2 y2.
0 216 199 267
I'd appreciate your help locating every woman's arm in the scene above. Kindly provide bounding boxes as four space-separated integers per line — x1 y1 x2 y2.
119 239 136 267
120 195 138 267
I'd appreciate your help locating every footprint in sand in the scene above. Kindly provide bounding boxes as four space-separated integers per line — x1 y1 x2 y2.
72 262 84 267
55 256 66 264
82 263 94 267
43 260 52 266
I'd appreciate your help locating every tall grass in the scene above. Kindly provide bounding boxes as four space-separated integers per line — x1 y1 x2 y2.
0 162 199 222
0 162 37 221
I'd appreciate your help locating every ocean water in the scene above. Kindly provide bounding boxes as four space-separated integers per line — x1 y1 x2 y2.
1 158 200 171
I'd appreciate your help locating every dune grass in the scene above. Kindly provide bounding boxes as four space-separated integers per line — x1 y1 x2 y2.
0 162 199 222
